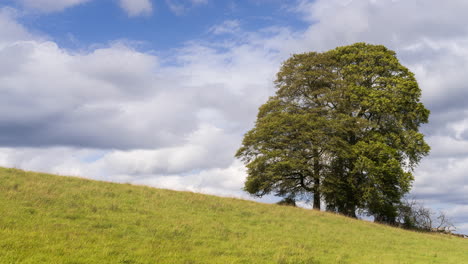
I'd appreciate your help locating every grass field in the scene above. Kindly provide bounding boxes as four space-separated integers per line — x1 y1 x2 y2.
0 167 467 263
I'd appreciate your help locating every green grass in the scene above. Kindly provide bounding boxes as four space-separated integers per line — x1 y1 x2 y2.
0 167 467 263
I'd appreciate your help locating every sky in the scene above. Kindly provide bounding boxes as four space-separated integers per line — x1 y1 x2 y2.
0 0 468 234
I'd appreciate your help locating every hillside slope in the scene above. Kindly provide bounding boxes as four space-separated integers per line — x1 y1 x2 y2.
0 167 467 264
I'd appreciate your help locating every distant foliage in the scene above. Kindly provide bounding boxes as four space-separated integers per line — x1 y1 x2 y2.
397 198 456 233
277 196 297 207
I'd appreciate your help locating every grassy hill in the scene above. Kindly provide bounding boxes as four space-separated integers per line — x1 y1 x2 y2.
0 167 467 264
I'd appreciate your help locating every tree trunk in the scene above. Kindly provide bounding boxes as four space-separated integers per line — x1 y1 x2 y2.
313 177 321 210
312 148 321 210
348 206 357 218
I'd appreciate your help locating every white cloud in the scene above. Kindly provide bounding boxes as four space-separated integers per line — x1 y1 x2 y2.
0 8 33 44
16 0 91 13
425 135 468 158
130 160 246 197
0 40 189 149
209 20 241 35
13 0 153 16
165 0 207 15
97 124 240 175
190 0 208 4
119 0 153 17
295 0 468 48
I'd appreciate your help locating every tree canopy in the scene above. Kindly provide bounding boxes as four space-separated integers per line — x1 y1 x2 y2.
236 43 430 223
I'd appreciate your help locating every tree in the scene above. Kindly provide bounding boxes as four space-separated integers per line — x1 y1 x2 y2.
397 198 456 232
236 43 430 223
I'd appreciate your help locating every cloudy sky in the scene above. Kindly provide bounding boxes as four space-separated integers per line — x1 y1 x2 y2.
1 0 468 233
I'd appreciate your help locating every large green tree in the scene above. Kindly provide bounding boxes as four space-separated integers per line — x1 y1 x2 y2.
236 43 430 223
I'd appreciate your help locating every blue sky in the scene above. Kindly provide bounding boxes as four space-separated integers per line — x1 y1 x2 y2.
3 0 307 51
1 0 468 234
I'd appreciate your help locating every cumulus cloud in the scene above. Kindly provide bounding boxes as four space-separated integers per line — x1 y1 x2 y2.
190 0 207 4
0 8 33 43
130 160 246 197
295 0 468 46
0 41 174 149
209 20 241 35
0 31 281 149
97 124 240 175
165 0 207 15
16 0 91 13
119 0 153 17
13 0 152 16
